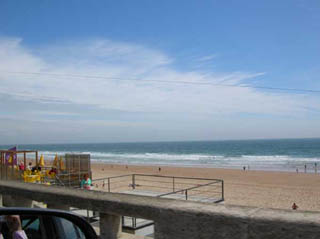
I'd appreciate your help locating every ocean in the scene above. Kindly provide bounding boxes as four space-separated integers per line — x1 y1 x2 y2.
1 138 320 172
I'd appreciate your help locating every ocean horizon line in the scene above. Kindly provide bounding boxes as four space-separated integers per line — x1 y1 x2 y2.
1 136 320 147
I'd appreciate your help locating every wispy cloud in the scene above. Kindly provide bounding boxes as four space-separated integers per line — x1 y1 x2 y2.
0 37 319 143
195 54 218 62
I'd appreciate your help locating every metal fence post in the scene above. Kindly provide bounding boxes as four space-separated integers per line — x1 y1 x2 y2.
132 174 136 189
173 177 175 192
222 180 224 201
108 178 111 192
78 155 81 183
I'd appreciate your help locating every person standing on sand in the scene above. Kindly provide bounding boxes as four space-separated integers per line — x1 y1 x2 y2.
292 203 298 210
304 164 307 173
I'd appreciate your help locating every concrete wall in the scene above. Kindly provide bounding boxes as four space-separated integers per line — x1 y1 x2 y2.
0 181 320 239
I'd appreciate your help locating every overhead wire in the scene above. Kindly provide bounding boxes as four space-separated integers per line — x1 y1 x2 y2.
1 71 320 94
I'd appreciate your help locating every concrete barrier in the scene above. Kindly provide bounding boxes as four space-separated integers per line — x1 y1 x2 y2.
2 194 33 207
0 181 319 239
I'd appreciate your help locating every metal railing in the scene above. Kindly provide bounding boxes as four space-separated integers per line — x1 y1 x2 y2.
158 180 224 203
92 174 224 202
92 174 132 192
92 174 224 231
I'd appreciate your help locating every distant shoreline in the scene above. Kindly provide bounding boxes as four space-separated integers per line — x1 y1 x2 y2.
1 137 320 147
90 161 319 174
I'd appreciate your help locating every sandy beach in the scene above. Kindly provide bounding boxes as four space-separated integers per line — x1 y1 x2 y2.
91 163 320 212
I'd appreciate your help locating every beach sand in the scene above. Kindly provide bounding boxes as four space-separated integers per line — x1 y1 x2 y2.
91 163 320 211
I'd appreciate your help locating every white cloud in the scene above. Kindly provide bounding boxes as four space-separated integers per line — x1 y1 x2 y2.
195 54 218 62
0 37 319 143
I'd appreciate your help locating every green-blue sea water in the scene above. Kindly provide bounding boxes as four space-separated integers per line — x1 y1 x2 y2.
1 138 320 171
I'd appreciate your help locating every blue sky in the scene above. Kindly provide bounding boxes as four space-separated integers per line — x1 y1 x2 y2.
0 0 319 144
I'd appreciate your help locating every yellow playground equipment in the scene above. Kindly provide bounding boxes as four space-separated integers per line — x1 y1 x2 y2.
0 149 91 187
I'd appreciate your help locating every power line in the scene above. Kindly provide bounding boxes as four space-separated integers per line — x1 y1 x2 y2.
2 71 320 94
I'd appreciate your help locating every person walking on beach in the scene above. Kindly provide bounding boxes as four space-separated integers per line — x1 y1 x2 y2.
304 164 307 173
292 203 298 210
315 163 317 174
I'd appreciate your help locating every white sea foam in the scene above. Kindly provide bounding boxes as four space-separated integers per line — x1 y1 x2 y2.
34 150 320 172
39 151 319 164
